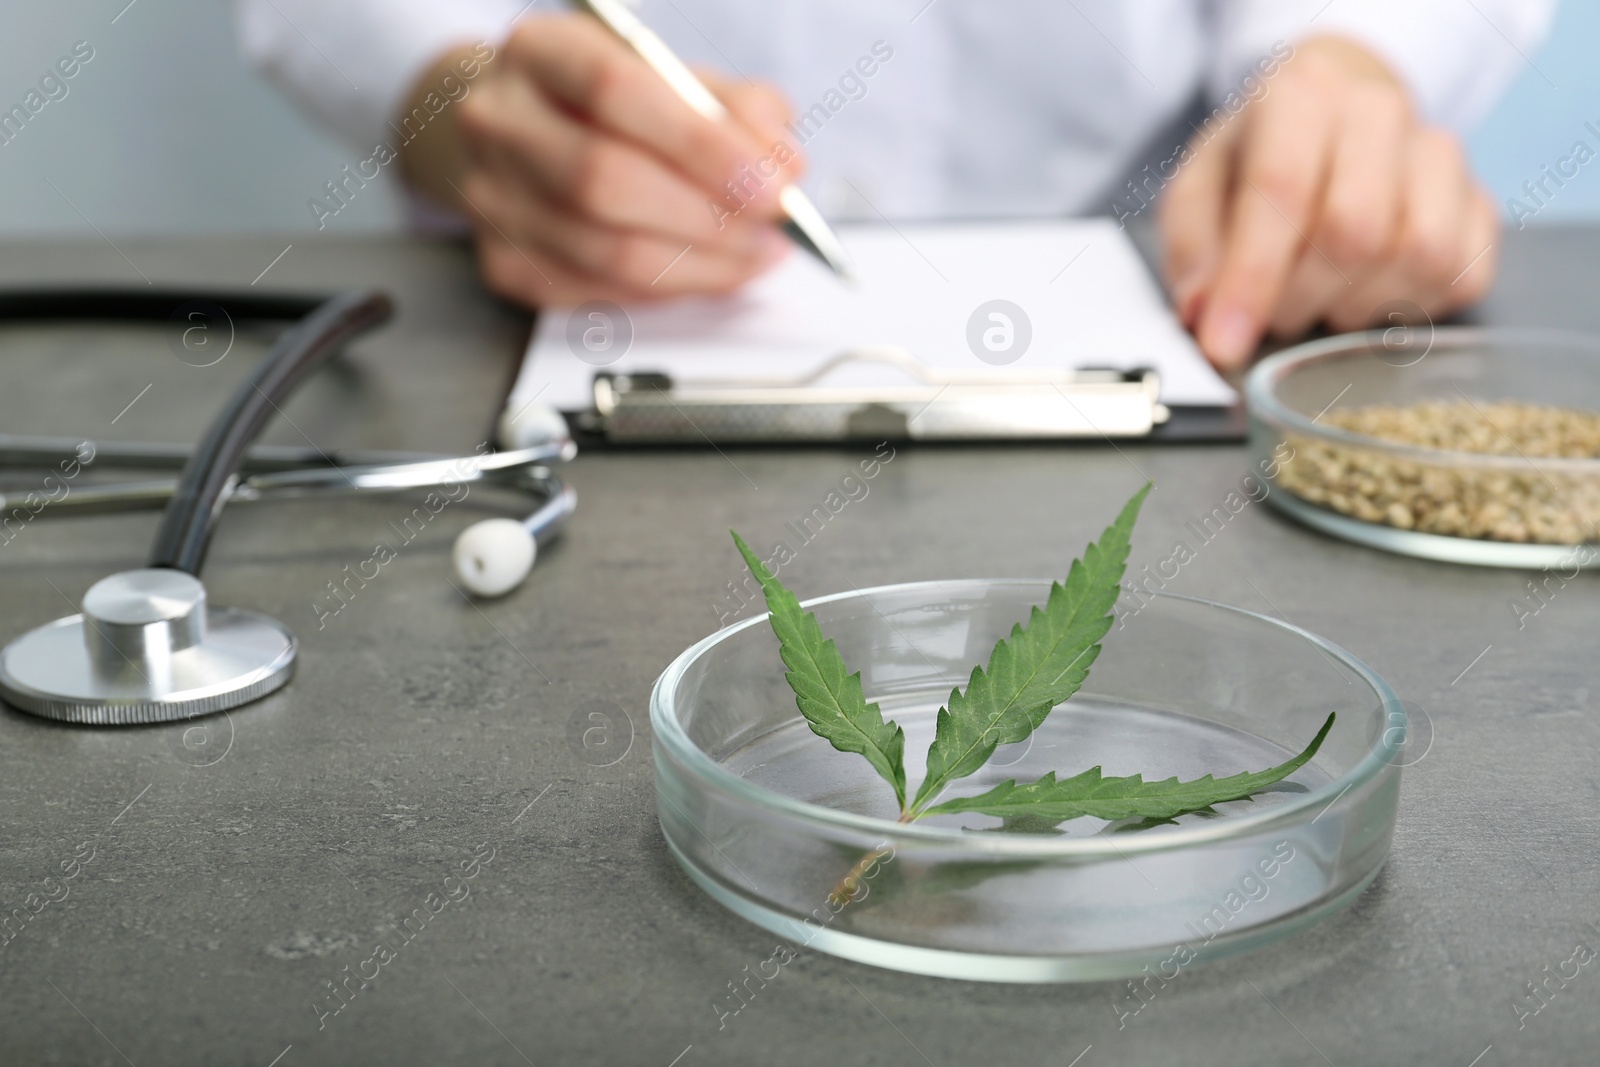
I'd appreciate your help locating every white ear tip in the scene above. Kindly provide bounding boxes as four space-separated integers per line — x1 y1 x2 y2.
452 518 537 598
497 402 570 450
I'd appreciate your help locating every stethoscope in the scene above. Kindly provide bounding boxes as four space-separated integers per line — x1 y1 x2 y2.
0 289 576 726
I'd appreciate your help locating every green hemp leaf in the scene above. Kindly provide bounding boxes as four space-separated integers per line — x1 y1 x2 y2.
731 483 1332 831
921 712 1335 822
909 483 1150 813
732 532 907 808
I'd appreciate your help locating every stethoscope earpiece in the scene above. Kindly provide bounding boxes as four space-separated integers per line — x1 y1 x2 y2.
452 478 577 599
454 404 580 599
453 518 537 598
498 401 570 451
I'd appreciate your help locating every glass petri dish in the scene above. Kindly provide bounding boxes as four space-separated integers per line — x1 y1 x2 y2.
1246 328 1600 569
652 581 1403 982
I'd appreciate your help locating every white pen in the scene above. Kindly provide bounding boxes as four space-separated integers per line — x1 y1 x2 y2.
571 0 857 282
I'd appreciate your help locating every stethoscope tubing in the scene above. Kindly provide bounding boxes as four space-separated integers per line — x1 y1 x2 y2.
0 434 455 472
149 289 395 574
0 440 576 520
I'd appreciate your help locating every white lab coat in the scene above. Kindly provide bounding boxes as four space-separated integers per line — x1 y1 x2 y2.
238 0 1553 221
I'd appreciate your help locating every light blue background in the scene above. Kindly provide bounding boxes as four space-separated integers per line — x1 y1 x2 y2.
0 1 1595 235
1467 0 1600 226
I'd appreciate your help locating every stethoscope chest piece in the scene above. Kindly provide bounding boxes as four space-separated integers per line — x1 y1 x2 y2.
0 569 296 725
0 288 574 727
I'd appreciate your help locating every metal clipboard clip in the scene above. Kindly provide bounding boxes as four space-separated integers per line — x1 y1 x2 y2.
583 347 1168 443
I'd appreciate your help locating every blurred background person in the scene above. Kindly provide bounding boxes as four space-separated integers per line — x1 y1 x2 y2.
237 1 1552 369
0 4 1561 371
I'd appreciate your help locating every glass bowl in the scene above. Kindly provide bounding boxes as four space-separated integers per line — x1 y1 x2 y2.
1247 328 1600 569
651 581 1403 982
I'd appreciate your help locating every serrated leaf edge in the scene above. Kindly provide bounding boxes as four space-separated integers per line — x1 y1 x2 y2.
922 712 1336 824
909 484 1150 812
732 531 907 808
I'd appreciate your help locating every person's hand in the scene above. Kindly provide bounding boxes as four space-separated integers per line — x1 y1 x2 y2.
402 16 803 306
1160 36 1499 370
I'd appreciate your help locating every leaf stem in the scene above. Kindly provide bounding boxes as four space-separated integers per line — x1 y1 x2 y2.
825 811 915 907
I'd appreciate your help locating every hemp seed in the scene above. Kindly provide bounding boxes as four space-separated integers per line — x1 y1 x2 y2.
1276 401 1600 544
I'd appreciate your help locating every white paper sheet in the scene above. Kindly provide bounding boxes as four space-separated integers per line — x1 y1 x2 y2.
509 220 1235 418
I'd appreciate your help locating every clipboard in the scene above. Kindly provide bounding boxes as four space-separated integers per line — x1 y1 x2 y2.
581 348 1167 442
511 220 1244 444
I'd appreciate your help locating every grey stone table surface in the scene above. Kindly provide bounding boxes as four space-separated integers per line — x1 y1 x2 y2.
0 231 1595 1067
